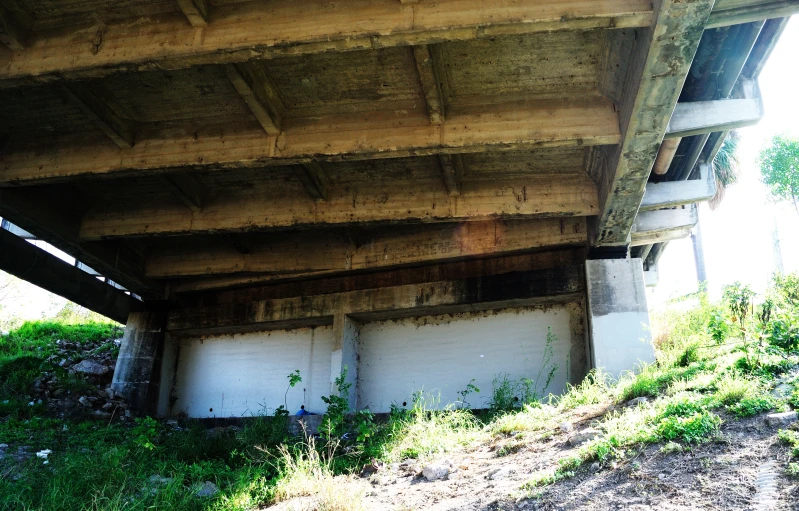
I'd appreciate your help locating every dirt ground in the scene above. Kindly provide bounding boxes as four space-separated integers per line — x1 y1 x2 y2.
270 408 798 511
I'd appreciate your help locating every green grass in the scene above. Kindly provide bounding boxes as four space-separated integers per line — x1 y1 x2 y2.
0 321 122 359
3 291 799 511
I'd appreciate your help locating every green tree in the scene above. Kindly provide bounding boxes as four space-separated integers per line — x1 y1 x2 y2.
758 134 799 216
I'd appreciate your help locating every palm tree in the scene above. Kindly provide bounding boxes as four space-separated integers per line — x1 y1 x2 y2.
709 131 740 210
693 131 741 285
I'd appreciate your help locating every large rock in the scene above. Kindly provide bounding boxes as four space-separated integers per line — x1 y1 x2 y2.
72 359 109 376
766 411 798 427
568 428 603 446
422 460 453 481
626 397 650 407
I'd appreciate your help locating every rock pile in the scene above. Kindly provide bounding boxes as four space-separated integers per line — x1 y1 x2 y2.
29 337 129 420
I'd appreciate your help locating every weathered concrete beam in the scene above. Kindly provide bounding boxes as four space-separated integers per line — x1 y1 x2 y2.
592 0 714 246
707 0 799 28
224 62 285 136
0 188 163 299
665 94 764 139
176 0 210 27
0 228 138 323
0 0 31 51
62 83 136 149
640 163 715 211
145 218 587 278
172 246 587 296
413 44 449 125
163 173 207 213
438 154 464 197
166 266 585 335
0 97 618 187
631 204 698 246
644 266 659 287
294 161 330 201
0 0 654 87
79 175 598 240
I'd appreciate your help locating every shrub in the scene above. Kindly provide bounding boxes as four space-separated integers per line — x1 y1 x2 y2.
763 311 799 351
556 369 612 410
618 364 661 401
723 282 755 337
714 372 757 406
778 429 799 457
656 410 721 444
773 273 799 309
727 395 774 417
677 342 701 367
707 310 729 344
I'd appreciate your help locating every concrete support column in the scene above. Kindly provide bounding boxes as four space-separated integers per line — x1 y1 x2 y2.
111 310 167 415
585 258 654 377
330 312 360 410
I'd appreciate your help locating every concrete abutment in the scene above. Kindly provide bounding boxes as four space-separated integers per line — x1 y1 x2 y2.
110 264 655 417
585 258 655 377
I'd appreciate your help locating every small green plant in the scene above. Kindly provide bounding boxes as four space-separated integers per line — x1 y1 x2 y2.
778 429 799 457
275 369 303 418
320 367 351 439
677 341 701 367
457 379 480 409
655 410 721 444
618 363 661 401
787 462 799 478
556 369 611 410
707 310 729 344
353 409 376 444
523 455 582 489
763 311 799 351
714 372 755 406
132 416 159 451
723 282 755 338
727 395 774 417
490 373 521 412
490 328 559 412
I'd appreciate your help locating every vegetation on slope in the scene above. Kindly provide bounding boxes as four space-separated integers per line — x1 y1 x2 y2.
1 275 799 510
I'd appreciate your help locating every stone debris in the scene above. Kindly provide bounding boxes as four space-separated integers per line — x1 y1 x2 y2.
558 422 574 433
486 466 516 480
422 459 454 481
194 481 220 498
568 428 603 446
149 475 174 485
765 411 798 427
360 460 381 477
28 335 128 421
626 397 650 407
71 359 109 376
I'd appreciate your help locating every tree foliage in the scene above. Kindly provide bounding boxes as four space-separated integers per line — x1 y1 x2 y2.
758 134 799 216
709 131 740 210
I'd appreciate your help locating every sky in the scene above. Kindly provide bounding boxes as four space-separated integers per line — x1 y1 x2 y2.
650 17 799 307
2 19 799 322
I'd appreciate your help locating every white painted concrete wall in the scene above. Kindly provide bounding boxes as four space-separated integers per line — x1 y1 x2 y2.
586 258 655 377
169 326 334 418
357 306 581 413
